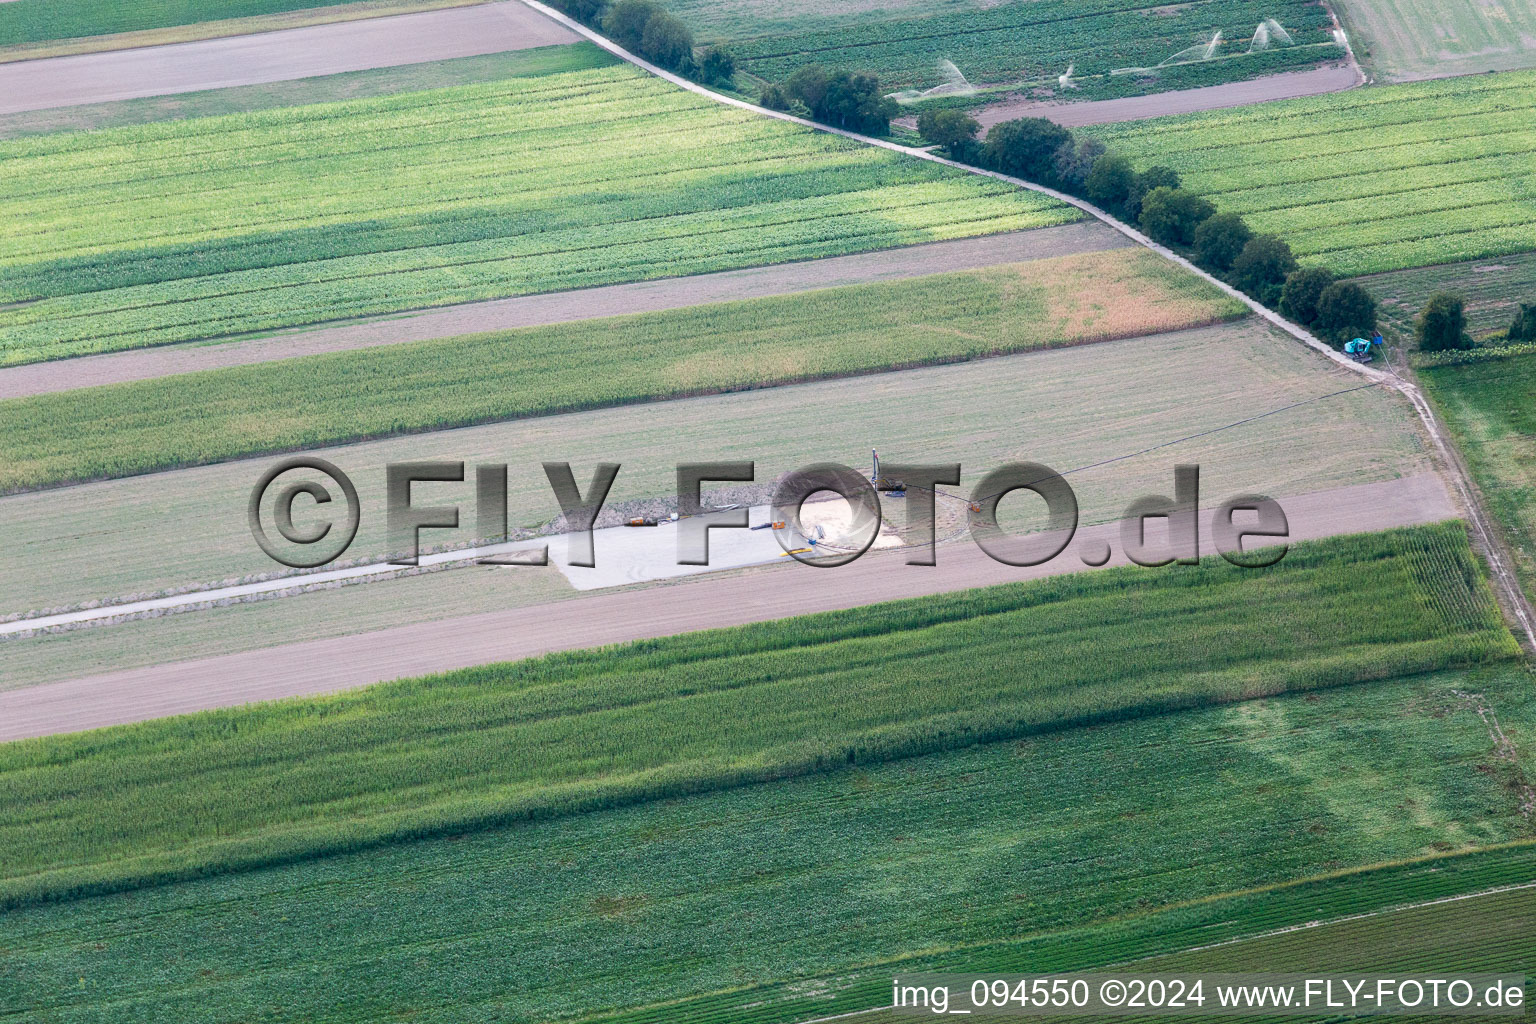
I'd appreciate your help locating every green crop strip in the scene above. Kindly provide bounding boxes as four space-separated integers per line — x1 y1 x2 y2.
0 664 1530 1022
1421 350 1536 608
0 523 1516 911
667 0 1335 93
0 63 1074 364
1088 70 1536 276
0 43 622 140
0 248 1244 493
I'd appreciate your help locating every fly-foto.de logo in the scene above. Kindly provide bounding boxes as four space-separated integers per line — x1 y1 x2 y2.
248 456 1290 571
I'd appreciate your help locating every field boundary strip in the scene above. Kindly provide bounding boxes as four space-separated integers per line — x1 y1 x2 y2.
518 0 1536 653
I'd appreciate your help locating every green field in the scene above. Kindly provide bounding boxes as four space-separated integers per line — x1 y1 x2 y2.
0 248 1241 493
667 0 1338 93
1359 251 1536 344
0 62 1073 364
0 320 1428 619
852 876 1536 1024
0 647 1528 1021
1421 351 1536 606
1338 0 1536 81
0 43 619 139
1088 70 1536 277
0 524 1516 910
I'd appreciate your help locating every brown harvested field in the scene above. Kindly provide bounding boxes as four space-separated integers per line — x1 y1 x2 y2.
965 64 1362 129
0 2 574 114
0 223 1129 399
0 472 1455 739
0 318 1427 624
0 0 486 64
0 245 1242 494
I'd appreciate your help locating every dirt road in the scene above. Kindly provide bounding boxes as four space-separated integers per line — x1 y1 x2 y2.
0 2 576 114
0 222 1123 399
968 65 1362 129
0 473 1456 740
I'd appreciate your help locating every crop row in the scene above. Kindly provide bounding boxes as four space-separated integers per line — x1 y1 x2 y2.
3 669 1530 1023
1099 115 1535 190
1421 351 1536 606
1091 70 1536 146
1087 71 1536 275
723 0 1331 88
0 64 1071 361
1 190 1069 361
621 842 1536 1024
0 522 1516 912
1 121 870 267
0 249 1242 492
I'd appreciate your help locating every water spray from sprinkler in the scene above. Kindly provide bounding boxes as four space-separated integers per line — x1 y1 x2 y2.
1058 62 1077 90
886 59 977 104
1249 18 1294 52
1158 30 1223 67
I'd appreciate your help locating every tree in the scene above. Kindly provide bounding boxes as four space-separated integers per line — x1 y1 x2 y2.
1279 266 1335 326
782 65 831 114
982 117 1072 182
1416 292 1471 351
1229 234 1298 306
603 0 659 50
1138 187 1215 247
1315 281 1378 345
560 0 607 24
639 11 694 70
1084 153 1135 210
1125 164 1180 219
1192 211 1253 272
1054 136 1106 191
916 108 980 158
1509 303 1536 342
698 46 735 86
817 71 896 134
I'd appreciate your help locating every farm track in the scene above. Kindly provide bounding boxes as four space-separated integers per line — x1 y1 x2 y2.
0 222 1127 398
964 64 1363 129
0 2 576 114
517 0 1536 656
0 473 1457 740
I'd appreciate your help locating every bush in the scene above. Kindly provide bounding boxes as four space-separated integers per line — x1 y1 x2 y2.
762 66 896 131
782 65 830 113
602 0 658 50
1054 136 1106 191
1279 266 1335 327
1316 281 1378 345
758 83 791 111
556 0 607 24
638 11 693 70
1126 165 1180 219
698 46 735 86
916 108 980 157
1416 293 1472 351
818 71 896 134
1192 211 1252 272
1230 234 1298 306
1138 187 1216 247
1509 303 1536 342
982 117 1072 182
1085 153 1135 211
